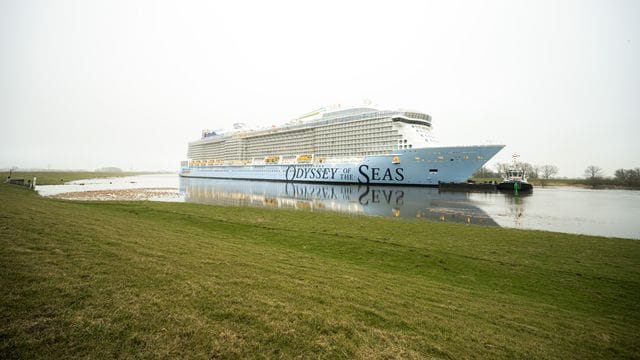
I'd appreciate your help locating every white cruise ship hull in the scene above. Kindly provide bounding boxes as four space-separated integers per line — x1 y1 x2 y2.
180 145 504 186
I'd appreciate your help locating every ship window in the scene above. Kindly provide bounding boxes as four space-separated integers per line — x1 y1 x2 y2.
409 145 412 148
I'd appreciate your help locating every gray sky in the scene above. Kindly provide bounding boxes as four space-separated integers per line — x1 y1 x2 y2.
1 0 638 177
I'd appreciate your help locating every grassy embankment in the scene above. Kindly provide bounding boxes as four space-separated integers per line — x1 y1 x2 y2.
1 183 639 358
471 177 640 189
4 171 158 186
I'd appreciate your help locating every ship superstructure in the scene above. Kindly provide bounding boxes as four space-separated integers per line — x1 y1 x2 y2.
180 107 504 186
187 108 433 162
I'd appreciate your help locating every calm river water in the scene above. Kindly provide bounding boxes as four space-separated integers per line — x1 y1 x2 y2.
37 174 640 240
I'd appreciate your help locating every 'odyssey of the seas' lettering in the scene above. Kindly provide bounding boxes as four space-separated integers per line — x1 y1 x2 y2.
179 106 504 185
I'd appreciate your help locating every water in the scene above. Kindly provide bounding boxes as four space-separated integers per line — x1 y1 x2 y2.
468 188 640 239
36 174 640 239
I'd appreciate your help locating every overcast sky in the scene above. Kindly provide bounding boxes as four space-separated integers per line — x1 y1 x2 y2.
1 0 638 177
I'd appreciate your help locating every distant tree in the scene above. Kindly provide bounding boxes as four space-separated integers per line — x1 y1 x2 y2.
531 165 541 179
540 165 559 180
584 165 603 179
521 163 537 179
532 164 558 186
495 163 510 178
614 168 640 187
584 165 604 188
473 166 497 178
631 168 640 186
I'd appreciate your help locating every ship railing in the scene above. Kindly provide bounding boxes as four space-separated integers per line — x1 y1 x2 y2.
194 110 431 143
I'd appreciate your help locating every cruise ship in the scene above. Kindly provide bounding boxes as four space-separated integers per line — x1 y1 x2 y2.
179 107 504 185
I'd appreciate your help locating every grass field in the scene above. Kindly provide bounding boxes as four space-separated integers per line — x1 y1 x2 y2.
1 183 639 358
3 171 161 185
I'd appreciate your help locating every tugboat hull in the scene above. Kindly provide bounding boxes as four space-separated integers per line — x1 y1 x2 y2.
497 181 533 192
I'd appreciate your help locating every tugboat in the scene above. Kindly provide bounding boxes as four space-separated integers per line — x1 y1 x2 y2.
497 154 533 193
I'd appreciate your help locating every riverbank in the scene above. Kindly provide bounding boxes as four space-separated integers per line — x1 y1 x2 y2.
472 177 640 190
3 171 168 185
1 183 639 358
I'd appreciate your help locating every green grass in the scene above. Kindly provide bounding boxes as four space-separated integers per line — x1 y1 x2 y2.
3 171 159 185
1 183 639 359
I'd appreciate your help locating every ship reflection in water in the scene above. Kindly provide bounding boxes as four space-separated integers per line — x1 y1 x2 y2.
179 177 498 226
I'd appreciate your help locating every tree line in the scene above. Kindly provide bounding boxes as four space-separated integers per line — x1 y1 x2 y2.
474 164 640 188
473 163 558 181
584 165 640 188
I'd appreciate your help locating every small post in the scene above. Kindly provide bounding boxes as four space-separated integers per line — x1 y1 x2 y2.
32 177 37 189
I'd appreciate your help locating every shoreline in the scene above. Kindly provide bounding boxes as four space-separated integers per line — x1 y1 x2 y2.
48 187 181 201
2 182 639 358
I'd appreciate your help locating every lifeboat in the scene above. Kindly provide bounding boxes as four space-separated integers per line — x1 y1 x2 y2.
265 156 281 164
296 154 313 163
